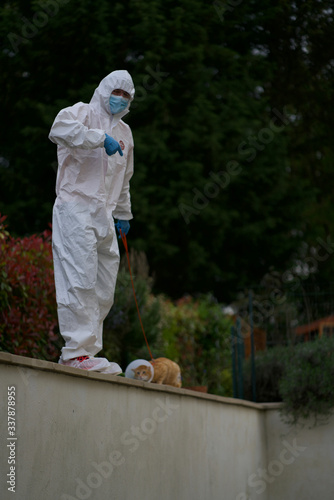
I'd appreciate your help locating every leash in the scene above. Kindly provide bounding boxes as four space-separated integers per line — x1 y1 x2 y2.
119 229 154 361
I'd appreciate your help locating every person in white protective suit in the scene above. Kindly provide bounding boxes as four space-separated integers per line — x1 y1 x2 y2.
49 70 135 374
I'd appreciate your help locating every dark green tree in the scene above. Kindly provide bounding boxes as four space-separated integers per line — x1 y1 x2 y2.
0 0 333 303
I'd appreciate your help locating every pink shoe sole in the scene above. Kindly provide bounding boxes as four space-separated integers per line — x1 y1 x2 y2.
59 357 120 373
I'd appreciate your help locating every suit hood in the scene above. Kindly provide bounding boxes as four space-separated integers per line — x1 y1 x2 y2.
90 70 135 122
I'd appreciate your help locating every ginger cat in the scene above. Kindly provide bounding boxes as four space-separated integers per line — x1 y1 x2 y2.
132 357 182 388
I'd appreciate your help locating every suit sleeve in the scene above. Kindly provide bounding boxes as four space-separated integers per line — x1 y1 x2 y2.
48 102 105 150
113 144 134 220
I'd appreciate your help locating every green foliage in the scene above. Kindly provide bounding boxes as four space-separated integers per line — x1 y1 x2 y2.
243 344 290 403
244 337 334 425
152 294 233 394
1 0 333 303
0 214 11 313
0 215 61 359
220 368 234 398
279 336 334 426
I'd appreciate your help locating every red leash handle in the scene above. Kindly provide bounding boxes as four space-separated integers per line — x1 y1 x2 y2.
119 229 154 361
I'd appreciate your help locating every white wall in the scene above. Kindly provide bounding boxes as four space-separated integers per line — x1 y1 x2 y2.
264 408 334 500
0 352 333 500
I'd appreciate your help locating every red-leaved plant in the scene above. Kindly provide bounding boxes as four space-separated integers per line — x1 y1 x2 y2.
0 214 61 360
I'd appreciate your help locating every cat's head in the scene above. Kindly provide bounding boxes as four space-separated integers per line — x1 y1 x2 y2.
132 365 152 381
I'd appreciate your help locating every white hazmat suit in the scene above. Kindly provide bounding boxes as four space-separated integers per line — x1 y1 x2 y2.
49 70 135 371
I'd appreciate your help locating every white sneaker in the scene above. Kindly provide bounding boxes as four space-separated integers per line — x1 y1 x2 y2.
59 356 121 374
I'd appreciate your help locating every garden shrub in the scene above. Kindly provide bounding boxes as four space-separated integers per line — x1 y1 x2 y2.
243 336 334 425
243 344 291 403
153 294 233 395
219 368 234 398
0 214 61 360
279 336 334 425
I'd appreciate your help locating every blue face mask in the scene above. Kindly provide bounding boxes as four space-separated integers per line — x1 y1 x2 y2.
109 95 129 114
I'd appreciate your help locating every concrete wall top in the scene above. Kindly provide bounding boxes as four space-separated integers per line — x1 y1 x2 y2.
0 351 281 411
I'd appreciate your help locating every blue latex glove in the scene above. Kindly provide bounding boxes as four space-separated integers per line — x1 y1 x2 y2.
115 220 130 238
104 133 123 156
